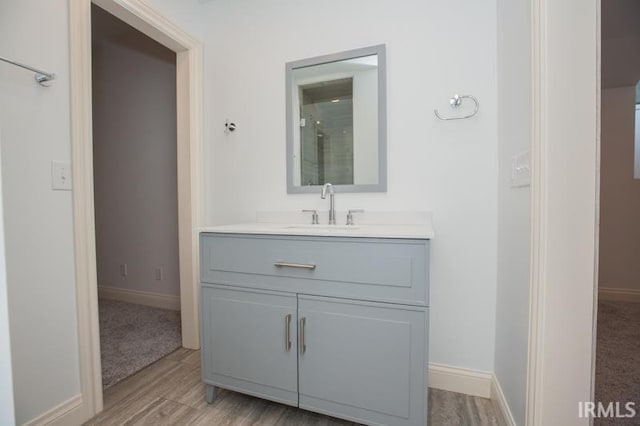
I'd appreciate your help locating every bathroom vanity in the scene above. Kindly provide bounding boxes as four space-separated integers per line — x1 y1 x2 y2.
199 222 431 426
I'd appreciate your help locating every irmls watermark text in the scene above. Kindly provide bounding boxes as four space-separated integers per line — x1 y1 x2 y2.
578 401 636 418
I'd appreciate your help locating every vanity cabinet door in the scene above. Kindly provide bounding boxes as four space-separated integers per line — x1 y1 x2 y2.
201 285 298 406
298 295 427 426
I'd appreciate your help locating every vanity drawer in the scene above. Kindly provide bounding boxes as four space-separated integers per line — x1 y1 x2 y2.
200 233 429 305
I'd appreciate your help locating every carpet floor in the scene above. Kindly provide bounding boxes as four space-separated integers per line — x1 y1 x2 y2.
99 299 182 389
595 301 640 426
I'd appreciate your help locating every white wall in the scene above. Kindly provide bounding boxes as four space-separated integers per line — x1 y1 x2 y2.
636 104 640 179
0 1 80 424
0 132 15 426
494 0 532 423
144 0 205 41
191 0 499 371
0 0 500 421
92 6 180 297
599 86 640 290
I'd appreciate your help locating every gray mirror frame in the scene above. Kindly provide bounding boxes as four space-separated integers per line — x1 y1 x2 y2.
286 44 387 194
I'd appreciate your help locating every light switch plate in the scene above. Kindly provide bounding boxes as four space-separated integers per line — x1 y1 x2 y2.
51 161 72 190
511 151 531 188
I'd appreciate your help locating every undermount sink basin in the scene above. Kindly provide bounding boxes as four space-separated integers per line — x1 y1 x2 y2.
284 225 360 231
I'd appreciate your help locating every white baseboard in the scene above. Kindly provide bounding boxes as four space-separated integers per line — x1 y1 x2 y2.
491 374 516 426
98 285 180 311
428 364 517 425
22 394 84 426
428 363 492 398
598 287 640 303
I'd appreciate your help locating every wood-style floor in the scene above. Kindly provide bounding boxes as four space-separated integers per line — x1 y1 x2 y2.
85 348 503 425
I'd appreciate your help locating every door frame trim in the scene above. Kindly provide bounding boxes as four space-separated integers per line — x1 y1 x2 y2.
526 0 599 424
68 0 203 419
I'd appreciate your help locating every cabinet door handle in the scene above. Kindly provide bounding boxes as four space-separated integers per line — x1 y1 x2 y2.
300 317 306 354
284 314 292 352
274 262 316 270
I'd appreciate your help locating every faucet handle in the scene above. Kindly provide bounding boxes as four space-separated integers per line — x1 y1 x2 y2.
346 209 364 226
302 209 319 225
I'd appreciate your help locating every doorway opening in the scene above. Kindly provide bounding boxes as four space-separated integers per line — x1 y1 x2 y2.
91 4 182 388
595 0 640 418
69 0 202 418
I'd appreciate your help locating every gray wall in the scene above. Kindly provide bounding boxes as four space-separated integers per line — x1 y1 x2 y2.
494 0 532 423
601 0 640 89
599 86 640 290
92 6 180 297
599 0 640 291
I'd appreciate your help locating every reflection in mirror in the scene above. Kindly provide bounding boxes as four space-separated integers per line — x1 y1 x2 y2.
300 77 354 185
286 45 386 193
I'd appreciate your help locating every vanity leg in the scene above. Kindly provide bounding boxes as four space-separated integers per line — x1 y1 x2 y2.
205 384 217 404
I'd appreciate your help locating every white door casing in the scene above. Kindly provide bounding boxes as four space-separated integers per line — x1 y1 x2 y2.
526 0 599 424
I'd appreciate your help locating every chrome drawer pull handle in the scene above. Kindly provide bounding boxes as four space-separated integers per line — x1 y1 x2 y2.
284 314 292 352
274 262 316 270
300 317 306 354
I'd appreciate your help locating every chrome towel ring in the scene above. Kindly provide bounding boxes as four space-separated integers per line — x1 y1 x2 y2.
434 94 479 121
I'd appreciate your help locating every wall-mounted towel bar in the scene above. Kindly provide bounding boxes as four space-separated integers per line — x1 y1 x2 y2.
0 55 55 86
434 94 479 120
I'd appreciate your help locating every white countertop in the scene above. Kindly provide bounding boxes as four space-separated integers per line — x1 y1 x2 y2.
199 222 434 239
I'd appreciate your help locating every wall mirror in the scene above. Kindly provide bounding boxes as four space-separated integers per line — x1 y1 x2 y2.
286 44 387 193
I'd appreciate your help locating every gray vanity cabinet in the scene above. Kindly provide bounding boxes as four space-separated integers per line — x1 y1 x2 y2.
297 295 428 425
200 232 430 426
201 285 299 406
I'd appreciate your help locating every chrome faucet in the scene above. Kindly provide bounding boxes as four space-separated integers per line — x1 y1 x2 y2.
321 183 336 225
